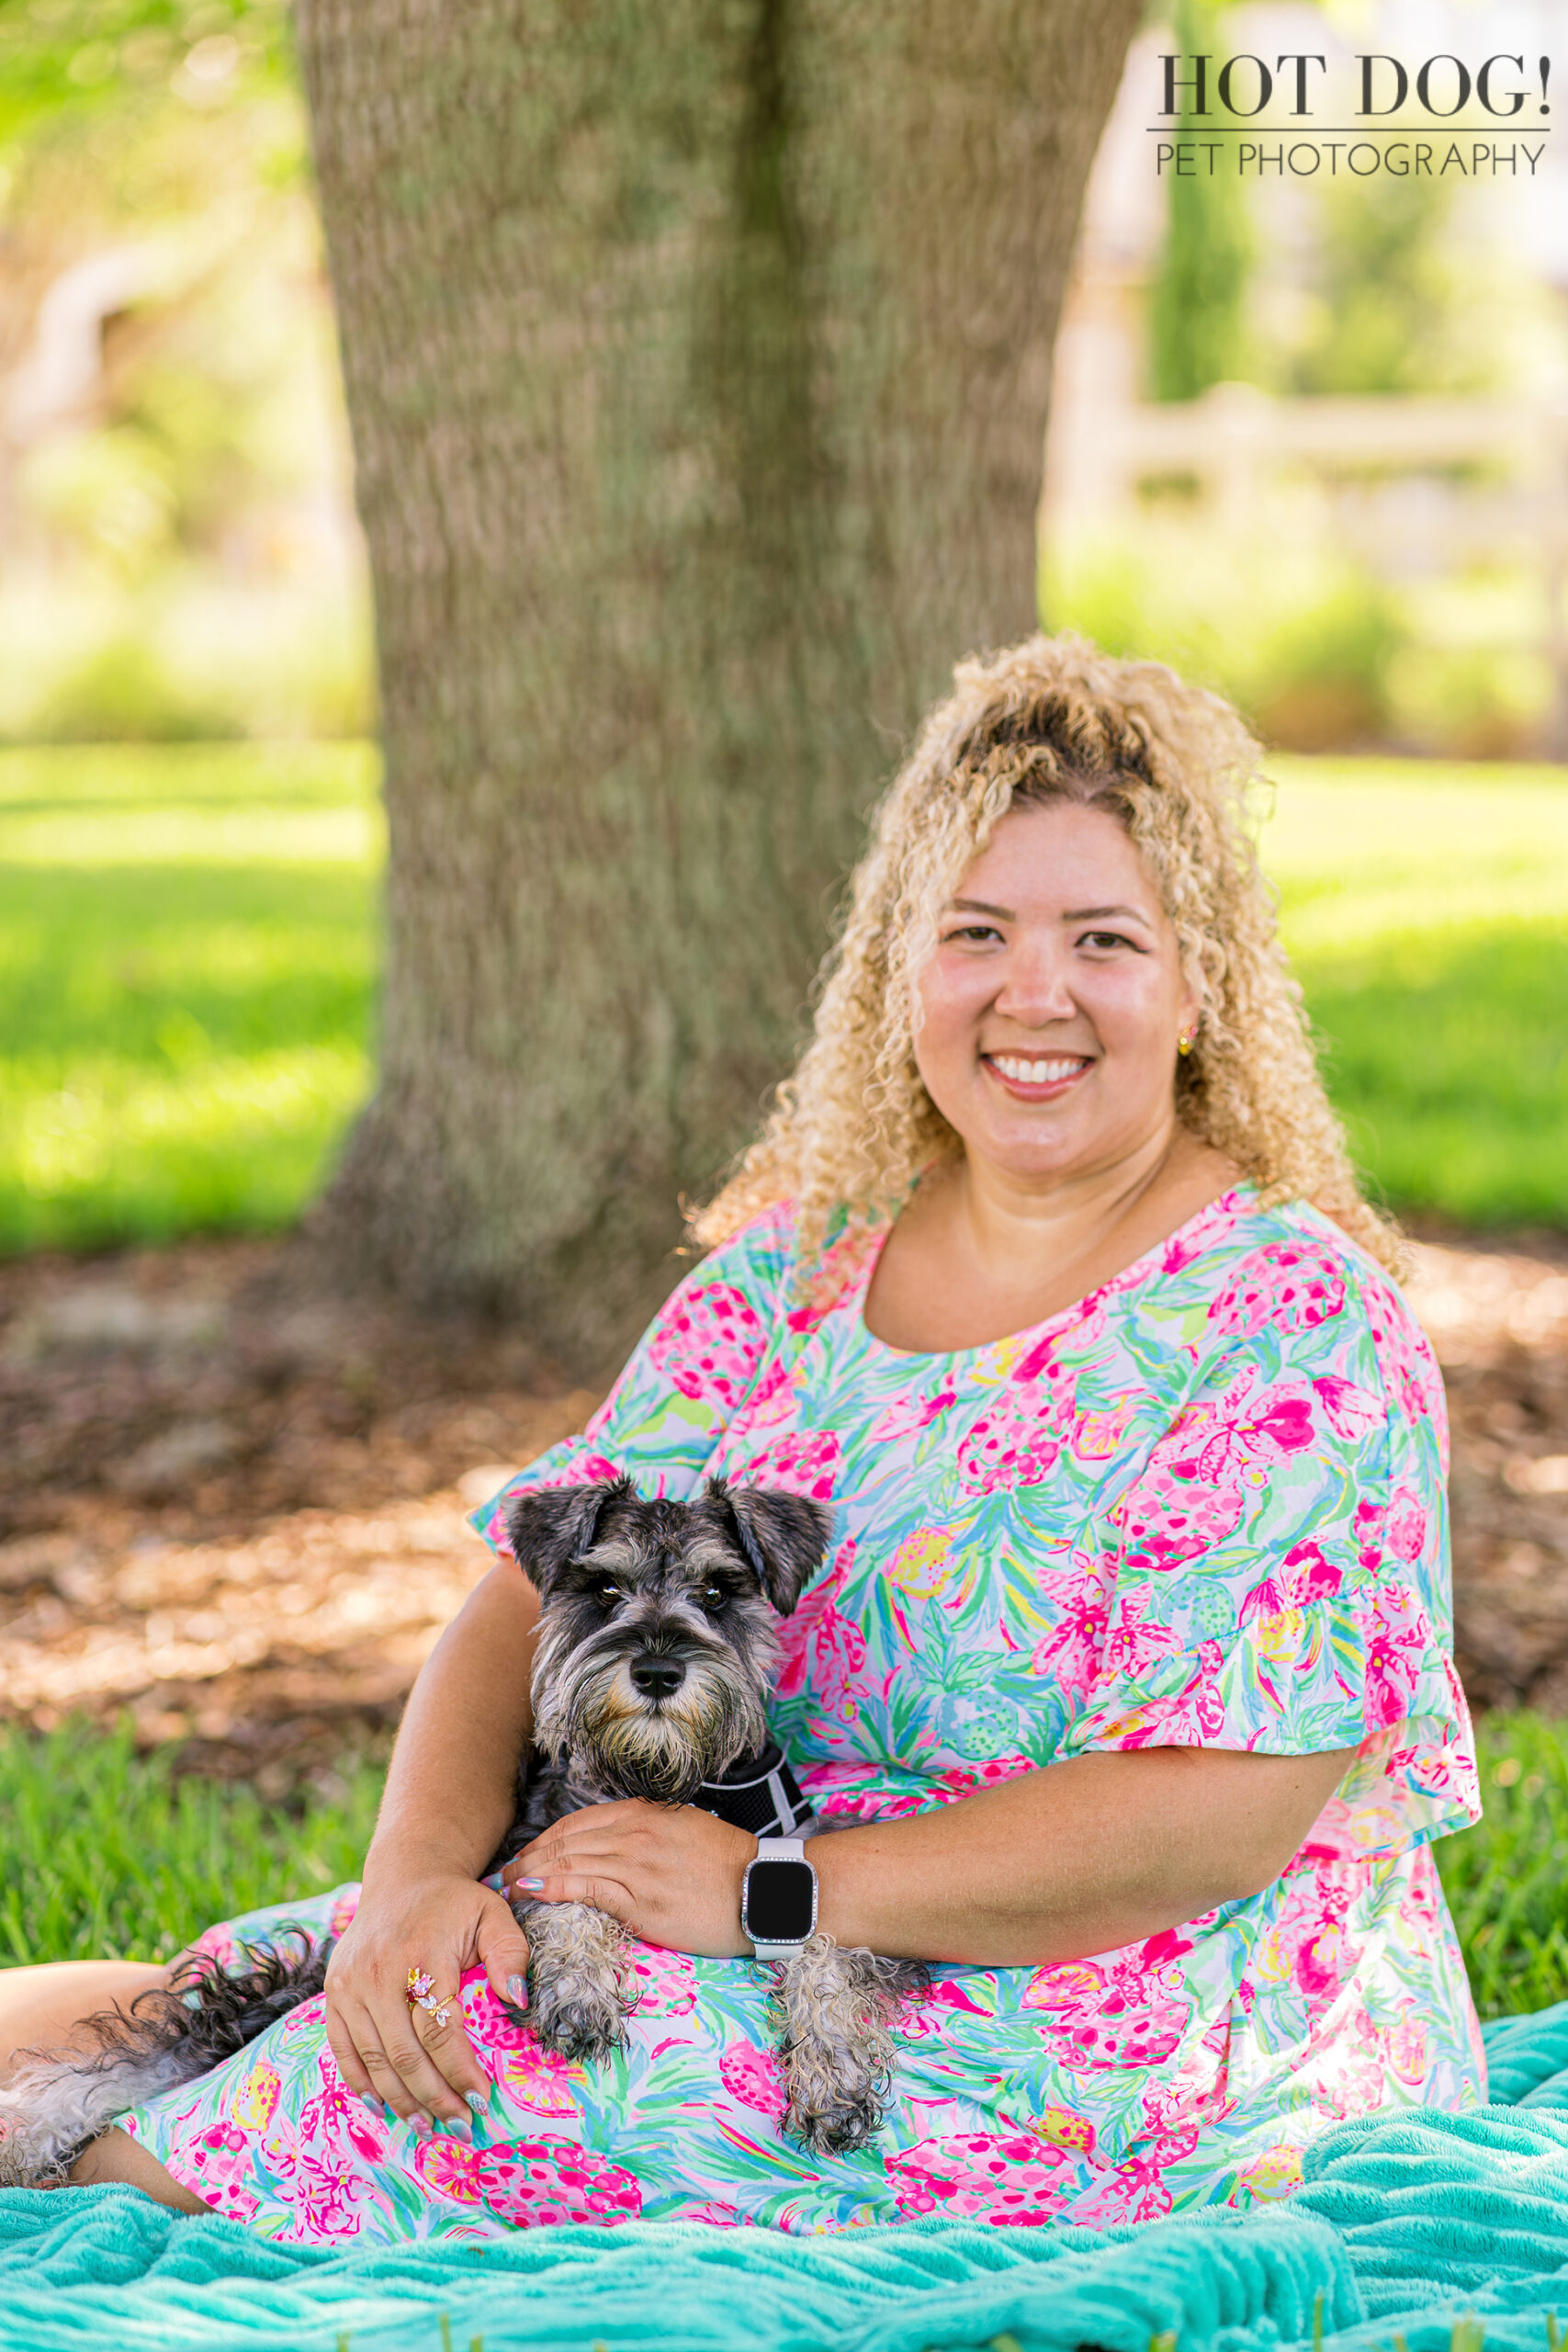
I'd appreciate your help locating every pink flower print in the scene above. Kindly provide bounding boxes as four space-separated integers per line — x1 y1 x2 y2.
1111 1464 1246 1572
1100 1588 1180 1680
784 1223 879 1335
1240 1538 1343 1627
1208 1244 1348 1342
1388 2005 1429 2085
458 1972 584 2111
188 1925 243 1973
1235 1389 1315 1462
870 1386 959 1444
892 1976 992 2041
1030 1588 1109 1704
1361 1581 1432 1730
1385 1488 1427 1562
1314 1375 1383 1443
472 2138 642 2227
646 1282 768 1412
886 2131 1077 2225
1069 2141 1188 2227
416 2136 483 2205
291 2146 367 2240
186 2120 250 2189
299 2049 387 2165
1353 1496 1385 1575
202 2182 261 2225
719 2039 788 2121
737 1355 795 1433
774 1542 866 1712
1070 1396 1136 1461
283 1995 327 2036
628 1945 696 2018
497 2041 584 2117
1023 1949 1191 2072
329 1886 362 1938
956 1385 1062 1494
1364 1283 1445 1430
736 1429 841 1501
461 1972 534 2051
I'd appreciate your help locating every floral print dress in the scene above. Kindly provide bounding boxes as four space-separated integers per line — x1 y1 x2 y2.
121 1186 1484 2243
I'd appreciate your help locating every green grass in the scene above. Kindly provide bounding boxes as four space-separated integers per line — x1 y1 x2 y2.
1438 1711 1568 2019
2 741 1567 1252
0 1721 382 1967
1262 756 1568 1228
0 1713 1563 2024
0 742 378 1252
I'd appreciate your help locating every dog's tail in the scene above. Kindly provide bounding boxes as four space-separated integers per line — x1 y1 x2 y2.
0 1931 332 2188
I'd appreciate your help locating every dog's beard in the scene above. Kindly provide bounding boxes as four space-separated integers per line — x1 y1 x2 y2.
534 1644 771 1804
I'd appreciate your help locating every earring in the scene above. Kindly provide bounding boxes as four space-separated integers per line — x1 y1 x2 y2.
1177 1023 1198 1057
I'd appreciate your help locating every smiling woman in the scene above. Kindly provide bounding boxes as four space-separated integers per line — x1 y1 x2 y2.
3 634 1483 2243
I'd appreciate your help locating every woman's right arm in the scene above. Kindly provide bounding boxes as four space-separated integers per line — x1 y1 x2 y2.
323 1563 539 2132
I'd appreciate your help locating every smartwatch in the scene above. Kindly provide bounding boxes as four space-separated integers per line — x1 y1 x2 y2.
739 1836 818 1959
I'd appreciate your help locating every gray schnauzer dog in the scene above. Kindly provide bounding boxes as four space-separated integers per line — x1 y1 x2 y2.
494 1473 927 2156
0 1474 923 2186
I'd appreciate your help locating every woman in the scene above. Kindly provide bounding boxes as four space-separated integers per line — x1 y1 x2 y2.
7 633 1482 2237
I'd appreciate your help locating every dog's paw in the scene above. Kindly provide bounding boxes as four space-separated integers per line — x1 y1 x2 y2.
525 1973 631 2065
522 1900 635 2065
783 2071 887 2157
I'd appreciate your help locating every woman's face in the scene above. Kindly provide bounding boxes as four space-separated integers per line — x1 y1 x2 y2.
912 798 1200 1190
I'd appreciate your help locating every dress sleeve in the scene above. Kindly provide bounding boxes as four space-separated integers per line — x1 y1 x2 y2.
467 1204 796 1557
1061 1236 1480 1859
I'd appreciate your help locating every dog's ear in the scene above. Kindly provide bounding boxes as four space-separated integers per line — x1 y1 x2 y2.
505 1476 637 1595
705 1476 832 1618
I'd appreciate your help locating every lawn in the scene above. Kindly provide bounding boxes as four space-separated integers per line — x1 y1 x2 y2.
1 741 1566 1251
1 1711 1562 2018
0 742 378 1254
1263 755 1568 1229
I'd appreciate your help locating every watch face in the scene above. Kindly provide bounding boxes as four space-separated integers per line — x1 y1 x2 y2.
744 1859 816 1942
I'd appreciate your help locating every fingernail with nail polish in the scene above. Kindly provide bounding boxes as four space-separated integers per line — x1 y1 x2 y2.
412 2111 434 2136
505 1975 525 2005
514 1877 545 1892
466 2091 487 2114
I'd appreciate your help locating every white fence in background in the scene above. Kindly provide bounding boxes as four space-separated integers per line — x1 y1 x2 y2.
1043 374 1568 744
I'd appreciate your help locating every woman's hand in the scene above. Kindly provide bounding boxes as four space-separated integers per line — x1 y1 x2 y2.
502 1802 757 1958
323 1857 531 2132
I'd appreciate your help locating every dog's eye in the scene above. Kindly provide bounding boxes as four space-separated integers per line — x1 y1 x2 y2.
596 1583 622 1609
702 1584 727 1612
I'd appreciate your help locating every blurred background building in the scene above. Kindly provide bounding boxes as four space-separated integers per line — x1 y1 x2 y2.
3 0 1567 755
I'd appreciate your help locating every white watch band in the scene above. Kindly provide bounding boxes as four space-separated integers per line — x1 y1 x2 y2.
746 1836 813 1958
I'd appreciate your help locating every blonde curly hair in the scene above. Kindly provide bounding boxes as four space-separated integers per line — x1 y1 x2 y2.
693 631 1401 1277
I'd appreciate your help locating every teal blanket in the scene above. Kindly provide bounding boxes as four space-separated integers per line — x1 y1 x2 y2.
7 2007 1568 2352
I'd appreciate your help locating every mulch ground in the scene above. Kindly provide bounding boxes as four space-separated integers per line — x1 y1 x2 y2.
2 1225 1566 1791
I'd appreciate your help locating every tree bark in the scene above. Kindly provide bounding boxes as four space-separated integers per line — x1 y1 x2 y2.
297 0 1142 1363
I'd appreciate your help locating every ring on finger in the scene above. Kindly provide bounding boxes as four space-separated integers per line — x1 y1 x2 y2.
405 1965 457 2028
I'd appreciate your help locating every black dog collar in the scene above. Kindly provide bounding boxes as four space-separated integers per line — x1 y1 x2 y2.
690 1742 815 1840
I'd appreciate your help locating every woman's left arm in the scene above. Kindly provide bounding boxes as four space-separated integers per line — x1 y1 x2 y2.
504 1741 1356 1967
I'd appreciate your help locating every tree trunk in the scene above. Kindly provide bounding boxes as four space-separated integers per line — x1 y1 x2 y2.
297 0 1142 1364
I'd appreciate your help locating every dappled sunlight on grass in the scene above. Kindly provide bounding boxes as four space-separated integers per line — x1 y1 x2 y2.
0 1721 380 1968
0 1044 368 1252
0 743 378 1253
2 742 1567 1250
1259 757 1568 1227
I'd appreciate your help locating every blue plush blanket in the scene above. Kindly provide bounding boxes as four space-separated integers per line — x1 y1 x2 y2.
6 2006 1568 2352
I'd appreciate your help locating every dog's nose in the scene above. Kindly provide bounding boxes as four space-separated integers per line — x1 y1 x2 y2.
629 1655 685 1700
